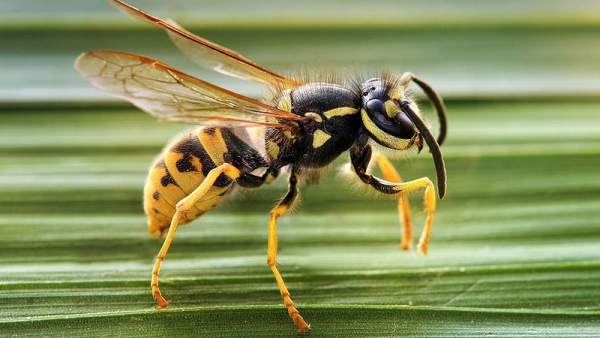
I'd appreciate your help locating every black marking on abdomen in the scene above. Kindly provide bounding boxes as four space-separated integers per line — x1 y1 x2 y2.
169 132 230 188
173 133 209 174
176 131 234 187
175 154 198 173
157 160 179 188
176 153 197 172
160 173 177 187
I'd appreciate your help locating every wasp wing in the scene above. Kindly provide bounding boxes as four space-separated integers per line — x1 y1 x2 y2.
75 50 304 128
110 0 300 88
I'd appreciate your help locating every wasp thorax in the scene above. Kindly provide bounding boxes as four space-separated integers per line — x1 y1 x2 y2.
360 78 419 150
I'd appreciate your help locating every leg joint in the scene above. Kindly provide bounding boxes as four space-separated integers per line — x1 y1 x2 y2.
222 163 242 180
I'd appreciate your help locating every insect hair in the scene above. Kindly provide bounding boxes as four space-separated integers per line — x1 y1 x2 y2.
264 68 348 104
265 69 410 107
348 70 405 99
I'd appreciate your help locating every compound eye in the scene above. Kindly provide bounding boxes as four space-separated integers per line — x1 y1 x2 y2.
365 98 385 115
365 98 416 140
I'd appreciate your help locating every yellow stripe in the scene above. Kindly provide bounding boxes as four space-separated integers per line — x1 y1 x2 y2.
266 139 280 159
145 166 180 215
277 91 292 111
283 129 294 139
360 109 409 150
164 150 206 194
198 128 228 164
384 100 399 118
143 181 173 222
312 129 331 148
305 112 323 122
323 106 358 118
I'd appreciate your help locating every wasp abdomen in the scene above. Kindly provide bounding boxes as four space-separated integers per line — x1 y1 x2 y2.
144 127 265 237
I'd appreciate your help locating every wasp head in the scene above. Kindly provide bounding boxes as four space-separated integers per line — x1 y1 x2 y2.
359 77 422 151
359 76 447 198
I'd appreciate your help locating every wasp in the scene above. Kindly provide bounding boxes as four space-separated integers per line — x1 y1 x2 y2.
75 0 448 332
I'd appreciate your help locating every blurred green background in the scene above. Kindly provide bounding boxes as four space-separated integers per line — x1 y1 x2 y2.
1 0 600 336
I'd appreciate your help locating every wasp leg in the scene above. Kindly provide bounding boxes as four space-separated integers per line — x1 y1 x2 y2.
267 171 310 332
151 163 241 308
352 144 436 255
375 154 414 251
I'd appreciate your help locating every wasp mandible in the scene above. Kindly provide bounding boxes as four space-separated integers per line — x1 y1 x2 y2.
75 0 448 332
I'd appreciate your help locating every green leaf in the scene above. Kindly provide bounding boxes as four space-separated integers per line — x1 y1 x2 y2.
2 0 600 335
1 99 600 336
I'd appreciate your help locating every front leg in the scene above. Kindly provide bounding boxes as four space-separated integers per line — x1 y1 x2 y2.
375 154 413 251
351 144 436 254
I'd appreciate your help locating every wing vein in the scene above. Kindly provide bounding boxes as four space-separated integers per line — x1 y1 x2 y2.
75 50 304 129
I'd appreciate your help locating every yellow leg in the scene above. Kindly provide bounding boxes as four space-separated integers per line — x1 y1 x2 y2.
151 163 241 308
376 154 413 250
374 176 437 255
351 144 438 255
267 174 310 332
391 177 436 255
418 182 436 255
394 177 436 255
373 156 436 255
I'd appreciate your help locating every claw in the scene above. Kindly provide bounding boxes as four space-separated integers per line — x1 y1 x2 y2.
400 240 411 251
417 240 429 255
293 314 311 333
152 288 171 308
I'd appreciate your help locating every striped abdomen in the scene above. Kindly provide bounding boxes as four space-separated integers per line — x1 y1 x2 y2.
144 127 267 237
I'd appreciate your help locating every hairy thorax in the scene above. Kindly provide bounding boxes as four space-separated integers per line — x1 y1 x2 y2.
265 82 363 169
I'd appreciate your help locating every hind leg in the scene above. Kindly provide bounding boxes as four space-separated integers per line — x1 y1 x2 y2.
151 163 241 307
266 171 310 332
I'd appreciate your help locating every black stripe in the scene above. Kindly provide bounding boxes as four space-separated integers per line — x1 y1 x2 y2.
172 132 231 188
156 160 180 188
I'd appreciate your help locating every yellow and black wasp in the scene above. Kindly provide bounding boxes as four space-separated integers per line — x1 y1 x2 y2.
75 0 448 332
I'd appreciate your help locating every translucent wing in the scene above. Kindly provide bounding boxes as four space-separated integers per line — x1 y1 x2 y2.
111 0 300 88
75 50 305 128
